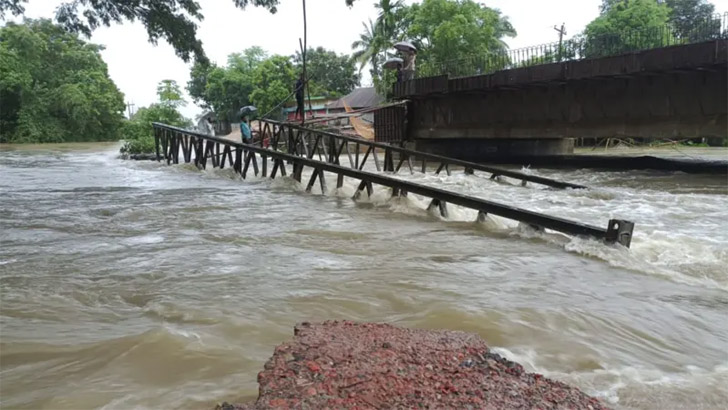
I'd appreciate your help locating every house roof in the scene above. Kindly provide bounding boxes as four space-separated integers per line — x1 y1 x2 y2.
326 87 384 110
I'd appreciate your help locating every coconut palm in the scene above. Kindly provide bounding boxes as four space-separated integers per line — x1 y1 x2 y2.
352 0 406 79
351 18 385 77
375 0 404 40
492 12 517 51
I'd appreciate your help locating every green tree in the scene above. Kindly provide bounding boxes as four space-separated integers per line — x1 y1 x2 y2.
186 46 266 122
599 0 717 40
187 48 300 121
404 0 516 76
375 0 404 38
351 0 515 93
665 0 717 39
584 0 672 58
156 79 185 108
351 0 408 84
249 55 296 117
352 19 385 79
0 19 125 143
1 0 359 63
294 47 360 98
227 46 268 70
120 80 191 155
187 61 214 109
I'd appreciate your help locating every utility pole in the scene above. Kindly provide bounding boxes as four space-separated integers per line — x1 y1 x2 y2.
126 102 136 119
301 0 314 125
554 23 566 61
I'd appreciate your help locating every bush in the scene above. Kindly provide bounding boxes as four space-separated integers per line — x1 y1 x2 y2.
119 101 192 156
119 119 155 155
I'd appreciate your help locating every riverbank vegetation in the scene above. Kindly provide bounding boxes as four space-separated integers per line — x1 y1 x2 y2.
120 80 191 156
0 19 125 143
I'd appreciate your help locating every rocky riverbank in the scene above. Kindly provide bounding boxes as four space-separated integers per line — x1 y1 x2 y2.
218 321 607 409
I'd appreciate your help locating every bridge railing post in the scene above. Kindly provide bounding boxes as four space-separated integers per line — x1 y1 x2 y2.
606 219 635 248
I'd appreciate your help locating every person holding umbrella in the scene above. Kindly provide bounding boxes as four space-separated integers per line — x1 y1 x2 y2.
394 41 417 81
240 114 252 144
238 105 256 144
402 49 416 81
383 57 404 83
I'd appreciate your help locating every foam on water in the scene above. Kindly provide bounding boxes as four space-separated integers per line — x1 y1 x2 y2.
243 162 727 290
492 346 728 409
361 161 728 289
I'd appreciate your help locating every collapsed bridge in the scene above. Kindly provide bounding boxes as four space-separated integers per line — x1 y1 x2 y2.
152 121 635 247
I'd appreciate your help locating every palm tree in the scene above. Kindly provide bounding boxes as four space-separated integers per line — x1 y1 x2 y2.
375 0 404 40
351 19 384 78
352 0 405 79
492 13 517 51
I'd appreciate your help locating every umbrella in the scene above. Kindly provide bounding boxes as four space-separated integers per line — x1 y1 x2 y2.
238 105 257 117
394 41 416 53
197 111 215 122
383 57 404 70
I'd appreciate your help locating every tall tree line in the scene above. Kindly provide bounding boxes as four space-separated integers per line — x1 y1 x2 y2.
187 47 360 123
0 19 125 143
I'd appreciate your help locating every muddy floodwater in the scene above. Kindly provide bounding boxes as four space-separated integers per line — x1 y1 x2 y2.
1 143 727 409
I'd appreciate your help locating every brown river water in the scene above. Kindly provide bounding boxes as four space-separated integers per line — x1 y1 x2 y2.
1 143 727 409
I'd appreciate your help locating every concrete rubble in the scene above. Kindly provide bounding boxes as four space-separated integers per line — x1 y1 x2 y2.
217 320 608 409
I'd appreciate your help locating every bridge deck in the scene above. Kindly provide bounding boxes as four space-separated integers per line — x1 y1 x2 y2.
152 123 634 247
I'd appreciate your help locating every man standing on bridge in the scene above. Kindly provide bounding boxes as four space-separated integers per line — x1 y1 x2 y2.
294 73 305 122
402 49 416 81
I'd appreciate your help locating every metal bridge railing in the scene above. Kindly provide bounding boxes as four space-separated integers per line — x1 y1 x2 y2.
256 119 586 190
417 12 728 79
151 122 635 247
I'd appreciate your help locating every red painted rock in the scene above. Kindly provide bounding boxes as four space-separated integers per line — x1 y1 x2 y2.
221 321 609 409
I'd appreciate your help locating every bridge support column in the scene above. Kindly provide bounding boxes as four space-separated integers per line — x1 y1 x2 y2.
427 199 449 218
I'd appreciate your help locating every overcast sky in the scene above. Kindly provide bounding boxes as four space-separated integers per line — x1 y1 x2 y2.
6 0 727 119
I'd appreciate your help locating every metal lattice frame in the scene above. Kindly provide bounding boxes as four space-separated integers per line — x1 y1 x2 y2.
256 119 587 190
153 122 635 247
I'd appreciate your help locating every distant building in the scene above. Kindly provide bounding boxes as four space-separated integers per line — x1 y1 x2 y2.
282 96 338 121
324 87 384 139
281 88 384 125
320 87 384 130
326 87 384 115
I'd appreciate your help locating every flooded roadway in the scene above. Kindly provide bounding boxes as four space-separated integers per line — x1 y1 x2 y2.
1 144 726 409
